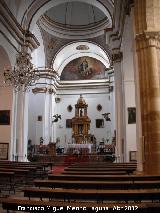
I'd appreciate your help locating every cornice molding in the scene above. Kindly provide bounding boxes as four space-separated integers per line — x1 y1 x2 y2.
32 86 56 94
110 0 131 48
0 0 39 51
39 15 109 39
112 50 123 62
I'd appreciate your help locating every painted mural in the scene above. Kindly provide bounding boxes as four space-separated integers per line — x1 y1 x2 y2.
60 56 106 80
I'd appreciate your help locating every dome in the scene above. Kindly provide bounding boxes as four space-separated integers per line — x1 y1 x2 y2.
45 1 107 28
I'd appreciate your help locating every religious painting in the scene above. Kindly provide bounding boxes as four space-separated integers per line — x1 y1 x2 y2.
66 119 72 128
0 110 10 125
129 151 137 162
128 107 136 124
96 119 104 128
37 115 42 121
60 56 106 80
0 143 9 160
67 105 73 112
97 104 102 111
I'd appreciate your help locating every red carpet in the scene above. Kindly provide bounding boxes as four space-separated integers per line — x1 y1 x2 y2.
51 166 65 175
49 155 90 175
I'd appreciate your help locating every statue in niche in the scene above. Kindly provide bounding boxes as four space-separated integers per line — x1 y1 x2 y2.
78 124 83 134
80 109 83 117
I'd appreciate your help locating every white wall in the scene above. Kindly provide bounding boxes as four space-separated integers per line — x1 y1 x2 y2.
54 89 115 148
27 87 115 150
121 13 137 162
28 92 45 145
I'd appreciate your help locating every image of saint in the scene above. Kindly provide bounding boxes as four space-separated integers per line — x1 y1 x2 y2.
78 58 92 77
79 59 88 72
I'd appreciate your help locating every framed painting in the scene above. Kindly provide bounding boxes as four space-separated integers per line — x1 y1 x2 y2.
96 119 104 128
0 110 10 125
66 119 72 128
67 105 73 112
129 151 137 162
0 143 9 160
37 115 42 121
128 107 136 124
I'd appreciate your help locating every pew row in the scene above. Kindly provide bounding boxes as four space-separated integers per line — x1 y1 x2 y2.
48 174 160 182
2 198 156 213
61 171 128 175
34 179 160 190
23 188 160 203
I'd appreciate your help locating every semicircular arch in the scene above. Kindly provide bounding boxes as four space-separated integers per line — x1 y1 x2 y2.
52 41 111 76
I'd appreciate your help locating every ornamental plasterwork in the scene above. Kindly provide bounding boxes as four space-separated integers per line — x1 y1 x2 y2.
39 25 112 68
136 32 160 50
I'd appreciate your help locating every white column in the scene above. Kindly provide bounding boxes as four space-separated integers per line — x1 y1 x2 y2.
51 94 56 142
15 91 28 161
10 90 17 160
113 51 125 162
44 91 55 144
44 93 50 144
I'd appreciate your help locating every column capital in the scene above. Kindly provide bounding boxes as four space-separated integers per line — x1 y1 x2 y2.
136 31 160 50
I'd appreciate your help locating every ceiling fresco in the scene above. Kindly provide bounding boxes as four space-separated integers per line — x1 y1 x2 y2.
60 56 106 80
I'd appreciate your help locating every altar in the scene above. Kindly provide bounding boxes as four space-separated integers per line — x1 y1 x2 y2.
66 143 93 154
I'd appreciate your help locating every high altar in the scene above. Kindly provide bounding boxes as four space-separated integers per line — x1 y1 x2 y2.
69 95 92 155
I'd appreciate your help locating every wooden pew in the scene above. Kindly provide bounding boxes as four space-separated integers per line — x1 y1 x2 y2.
23 187 160 203
34 179 160 190
65 167 136 171
2 197 152 212
62 170 128 175
0 162 48 179
70 162 137 167
0 168 30 185
64 167 136 174
0 171 15 193
34 179 133 190
0 161 52 172
48 174 160 182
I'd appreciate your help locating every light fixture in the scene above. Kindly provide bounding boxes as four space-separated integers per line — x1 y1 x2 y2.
52 114 61 123
102 113 111 121
3 32 39 91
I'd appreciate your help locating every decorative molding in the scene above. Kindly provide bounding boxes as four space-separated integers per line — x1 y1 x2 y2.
39 14 110 39
112 51 123 62
67 105 73 112
136 32 160 50
76 45 89 50
55 97 61 103
40 26 112 68
32 87 47 94
97 104 102 111
0 0 39 51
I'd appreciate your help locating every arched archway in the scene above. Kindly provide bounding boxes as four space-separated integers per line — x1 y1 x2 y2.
52 41 111 76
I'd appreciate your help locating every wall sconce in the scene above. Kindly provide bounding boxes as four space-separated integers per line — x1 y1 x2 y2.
52 114 61 123
102 113 111 121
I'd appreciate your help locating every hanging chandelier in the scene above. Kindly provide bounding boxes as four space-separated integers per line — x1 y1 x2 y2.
3 39 39 92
